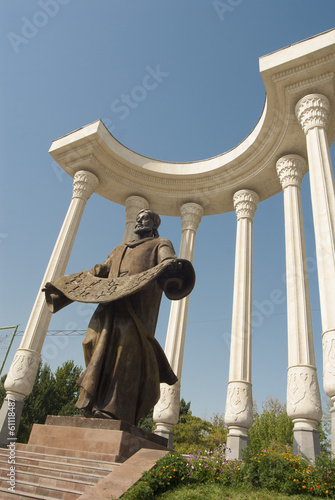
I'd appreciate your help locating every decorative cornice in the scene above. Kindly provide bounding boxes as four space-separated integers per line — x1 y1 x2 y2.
72 170 99 201
58 107 282 195
180 202 204 231
233 190 259 220
273 53 335 83
276 155 307 189
295 93 330 134
286 72 334 97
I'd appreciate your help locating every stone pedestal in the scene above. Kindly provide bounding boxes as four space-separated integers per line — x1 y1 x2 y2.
292 420 321 460
225 429 249 461
33 416 170 463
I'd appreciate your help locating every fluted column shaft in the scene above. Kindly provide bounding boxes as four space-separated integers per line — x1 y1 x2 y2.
225 189 258 460
122 195 149 243
154 202 203 447
276 155 321 460
296 94 335 455
0 170 98 446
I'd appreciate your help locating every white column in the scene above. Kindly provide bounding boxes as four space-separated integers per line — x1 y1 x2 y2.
276 155 322 461
154 202 203 448
225 189 258 460
0 170 98 446
296 94 335 455
122 195 149 243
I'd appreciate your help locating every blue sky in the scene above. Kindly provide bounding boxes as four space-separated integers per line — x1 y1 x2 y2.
1 1 335 420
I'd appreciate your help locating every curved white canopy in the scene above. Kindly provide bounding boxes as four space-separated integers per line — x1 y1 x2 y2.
49 29 335 216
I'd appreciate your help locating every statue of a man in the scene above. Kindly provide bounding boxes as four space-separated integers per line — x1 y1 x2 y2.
44 209 194 426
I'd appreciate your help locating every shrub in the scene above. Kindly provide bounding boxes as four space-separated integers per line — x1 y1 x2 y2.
123 447 335 498
122 452 187 499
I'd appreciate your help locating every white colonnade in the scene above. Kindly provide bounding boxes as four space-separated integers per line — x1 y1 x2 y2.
224 189 258 459
153 202 203 448
2 30 335 459
0 170 99 446
276 154 322 461
296 94 335 455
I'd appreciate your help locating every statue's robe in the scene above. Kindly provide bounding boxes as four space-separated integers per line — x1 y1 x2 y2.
75 237 178 425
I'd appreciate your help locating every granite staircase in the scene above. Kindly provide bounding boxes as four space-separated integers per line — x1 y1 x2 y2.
0 442 120 499
0 416 169 499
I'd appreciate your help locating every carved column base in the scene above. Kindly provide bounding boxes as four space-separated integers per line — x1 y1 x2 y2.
292 419 321 461
4 349 41 401
226 426 249 460
153 382 180 449
287 365 322 422
0 348 40 446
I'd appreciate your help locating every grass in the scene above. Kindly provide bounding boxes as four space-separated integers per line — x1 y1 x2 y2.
157 483 315 499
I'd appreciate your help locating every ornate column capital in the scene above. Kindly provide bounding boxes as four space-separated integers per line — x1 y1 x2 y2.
295 93 330 134
276 154 307 190
125 195 149 222
72 170 99 201
180 202 203 231
233 189 259 220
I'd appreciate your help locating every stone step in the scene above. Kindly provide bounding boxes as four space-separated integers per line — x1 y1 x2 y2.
0 464 102 484
0 417 167 498
15 442 119 465
0 467 95 490
0 477 85 499
0 486 56 499
0 442 121 499
0 448 117 475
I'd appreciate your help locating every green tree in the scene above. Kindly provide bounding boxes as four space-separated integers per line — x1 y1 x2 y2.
206 412 228 449
173 411 227 454
54 360 83 416
248 397 293 452
0 360 83 443
173 414 213 454
138 408 154 432
178 398 191 422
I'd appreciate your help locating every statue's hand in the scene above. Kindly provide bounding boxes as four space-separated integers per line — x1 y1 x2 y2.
166 260 183 275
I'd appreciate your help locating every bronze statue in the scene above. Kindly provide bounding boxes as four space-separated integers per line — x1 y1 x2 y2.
44 209 195 426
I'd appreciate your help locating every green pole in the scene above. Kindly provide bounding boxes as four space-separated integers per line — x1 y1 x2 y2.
0 325 18 377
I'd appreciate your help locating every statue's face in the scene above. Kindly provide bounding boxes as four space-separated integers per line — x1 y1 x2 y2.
134 212 155 238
